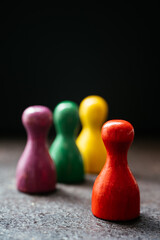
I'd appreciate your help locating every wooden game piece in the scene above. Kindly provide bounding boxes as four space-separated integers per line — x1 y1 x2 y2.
16 106 56 193
92 120 140 221
76 95 108 174
49 101 84 183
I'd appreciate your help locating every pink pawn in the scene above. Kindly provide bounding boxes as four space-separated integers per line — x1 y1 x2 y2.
16 106 56 194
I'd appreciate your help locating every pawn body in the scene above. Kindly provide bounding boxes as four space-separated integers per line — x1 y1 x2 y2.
16 106 56 194
50 101 84 183
76 95 108 173
92 120 140 221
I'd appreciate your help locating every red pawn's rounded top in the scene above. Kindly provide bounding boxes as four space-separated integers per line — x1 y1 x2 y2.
22 105 52 128
101 120 134 144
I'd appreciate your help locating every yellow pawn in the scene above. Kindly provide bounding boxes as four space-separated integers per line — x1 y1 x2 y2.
76 95 108 174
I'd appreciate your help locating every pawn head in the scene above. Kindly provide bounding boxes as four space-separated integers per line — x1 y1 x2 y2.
22 105 53 137
53 101 79 136
101 120 134 151
79 95 108 128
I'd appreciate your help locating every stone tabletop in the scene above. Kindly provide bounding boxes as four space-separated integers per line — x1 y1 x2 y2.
0 138 160 240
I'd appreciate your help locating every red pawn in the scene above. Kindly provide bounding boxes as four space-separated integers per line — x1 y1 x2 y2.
92 120 140 221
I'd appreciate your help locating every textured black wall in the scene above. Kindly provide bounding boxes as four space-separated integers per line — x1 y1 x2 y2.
0 6 159 136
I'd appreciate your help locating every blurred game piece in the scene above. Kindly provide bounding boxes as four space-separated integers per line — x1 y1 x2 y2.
76 95 108 173
92 120 140 221
50 101 84 183
16 106 56 193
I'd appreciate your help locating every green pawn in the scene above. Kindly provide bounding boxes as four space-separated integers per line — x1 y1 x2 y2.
50 101 84 183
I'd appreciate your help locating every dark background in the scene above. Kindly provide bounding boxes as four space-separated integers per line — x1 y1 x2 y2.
0 6 159 137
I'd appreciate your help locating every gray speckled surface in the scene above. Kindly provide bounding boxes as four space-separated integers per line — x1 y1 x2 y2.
0 138 160 240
